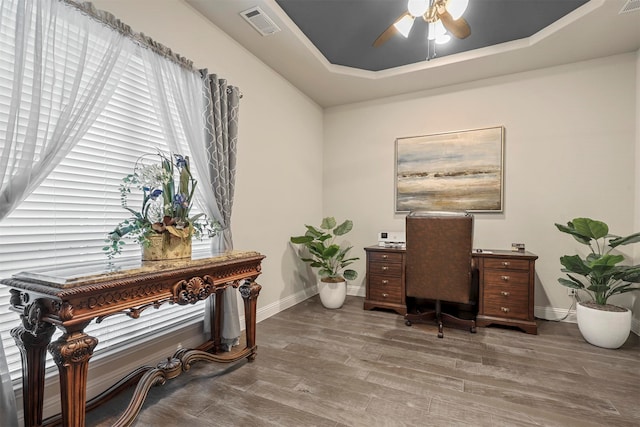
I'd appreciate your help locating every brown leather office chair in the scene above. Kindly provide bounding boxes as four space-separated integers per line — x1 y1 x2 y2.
404 211 477 338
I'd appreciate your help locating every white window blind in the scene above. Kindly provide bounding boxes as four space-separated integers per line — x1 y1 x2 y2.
0 3 208 382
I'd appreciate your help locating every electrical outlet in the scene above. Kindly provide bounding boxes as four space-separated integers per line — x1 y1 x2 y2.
567 288 576 296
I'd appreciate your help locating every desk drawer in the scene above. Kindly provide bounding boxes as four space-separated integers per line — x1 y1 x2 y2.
368 275 403 303
367 261 403 277
484 258 530 271
484 270 530 287
368 251 404 264
483 283 529 320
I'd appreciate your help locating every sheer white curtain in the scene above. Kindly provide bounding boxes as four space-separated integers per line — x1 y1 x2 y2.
0 0 134 424
140 50 241 349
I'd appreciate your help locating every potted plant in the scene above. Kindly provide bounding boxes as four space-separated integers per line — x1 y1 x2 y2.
103 151 219 260
290 217 359 309
555 217 640 348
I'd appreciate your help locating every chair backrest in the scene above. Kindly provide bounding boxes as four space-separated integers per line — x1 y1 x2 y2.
405 211 474 304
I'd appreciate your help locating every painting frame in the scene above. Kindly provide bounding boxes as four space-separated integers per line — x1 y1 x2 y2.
395 126 504 213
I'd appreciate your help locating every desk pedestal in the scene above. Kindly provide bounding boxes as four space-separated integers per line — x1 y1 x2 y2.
474 250 538 334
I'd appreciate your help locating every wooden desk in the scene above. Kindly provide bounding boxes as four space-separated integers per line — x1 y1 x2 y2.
1 250 265 427
363 246 538 334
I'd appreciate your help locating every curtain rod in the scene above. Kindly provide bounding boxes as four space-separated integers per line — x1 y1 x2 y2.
60 0 244 98
62 0 198 72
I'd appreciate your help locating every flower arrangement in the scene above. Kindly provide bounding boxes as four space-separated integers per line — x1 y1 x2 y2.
103 152 219 259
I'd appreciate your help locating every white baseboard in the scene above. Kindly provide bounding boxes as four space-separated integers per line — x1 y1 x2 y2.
256 286 318 322
534 305 639 336
348 283 365 298
535 305 577 323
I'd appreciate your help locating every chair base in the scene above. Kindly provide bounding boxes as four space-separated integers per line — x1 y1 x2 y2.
404 300 476 338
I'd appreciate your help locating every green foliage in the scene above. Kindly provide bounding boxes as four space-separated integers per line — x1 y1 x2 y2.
290 217 359 281
554 217 640 305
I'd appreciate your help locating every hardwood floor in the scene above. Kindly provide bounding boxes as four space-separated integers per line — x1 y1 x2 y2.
88 296 640 426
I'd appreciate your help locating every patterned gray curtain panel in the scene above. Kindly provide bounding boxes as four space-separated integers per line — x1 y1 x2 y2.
201 71 240 250
202 70 241 349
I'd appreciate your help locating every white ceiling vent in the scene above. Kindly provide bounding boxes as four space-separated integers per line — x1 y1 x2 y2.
619 0 640 14
240 7 281 36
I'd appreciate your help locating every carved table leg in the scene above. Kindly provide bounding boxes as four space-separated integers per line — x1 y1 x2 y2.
239 279 262 361
211 286 225 353
49 329 98 427
11 322 55 427
9 293 56 427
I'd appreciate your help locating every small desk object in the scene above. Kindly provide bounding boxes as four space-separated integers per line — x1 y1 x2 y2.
363 246 538 334
1 250 265 427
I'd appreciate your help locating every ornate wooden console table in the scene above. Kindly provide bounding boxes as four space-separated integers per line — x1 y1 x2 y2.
1 250 265 427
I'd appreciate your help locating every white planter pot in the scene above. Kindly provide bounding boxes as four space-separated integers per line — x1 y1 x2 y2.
576 302 632 349
317 279 347 309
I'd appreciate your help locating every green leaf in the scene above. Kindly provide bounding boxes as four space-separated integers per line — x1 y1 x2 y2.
609 232 640 248
558 277 584 289
304 225 324 238
554 222 591 245
559 255 591 275
616 284 640 294
588 254 623 269
343 269 358 280
616 265 640 283
323 245 340 258
333 220 353 236
320 217 336 230
572 217 608 240
291 235 314 244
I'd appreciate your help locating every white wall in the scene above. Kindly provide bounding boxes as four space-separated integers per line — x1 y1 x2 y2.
324 53 639 328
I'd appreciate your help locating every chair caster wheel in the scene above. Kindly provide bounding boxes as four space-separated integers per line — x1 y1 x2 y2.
405 320 412 326
470 326 477 334
437 332 444 339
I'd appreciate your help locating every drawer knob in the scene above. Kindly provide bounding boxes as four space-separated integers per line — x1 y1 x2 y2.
501 307 510 313
382 255 388 259
502 261 510 267
501 275 510 281
382 280 389 285
382 293 389 298
500 291 510 296
382 266 389 271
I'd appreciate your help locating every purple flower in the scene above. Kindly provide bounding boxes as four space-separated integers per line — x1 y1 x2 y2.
173 193 188 208
174 154 187 169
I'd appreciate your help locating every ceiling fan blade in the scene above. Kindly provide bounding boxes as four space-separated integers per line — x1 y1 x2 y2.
373 12 409 47
437 9 471 39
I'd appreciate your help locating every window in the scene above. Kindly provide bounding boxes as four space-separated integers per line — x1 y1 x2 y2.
0 2 209 382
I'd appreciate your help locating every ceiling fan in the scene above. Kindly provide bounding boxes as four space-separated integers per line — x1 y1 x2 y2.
373 0 471 48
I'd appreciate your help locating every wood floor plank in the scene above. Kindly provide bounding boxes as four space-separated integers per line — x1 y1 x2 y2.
86 296 639 426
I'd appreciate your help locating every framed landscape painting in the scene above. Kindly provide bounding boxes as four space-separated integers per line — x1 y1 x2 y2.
395 126 504 213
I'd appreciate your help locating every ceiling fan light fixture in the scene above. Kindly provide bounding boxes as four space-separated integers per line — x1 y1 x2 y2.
394 15 415 38
428 20 447 40
446 0 469 20
407 0 429 17
435 34 451 44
